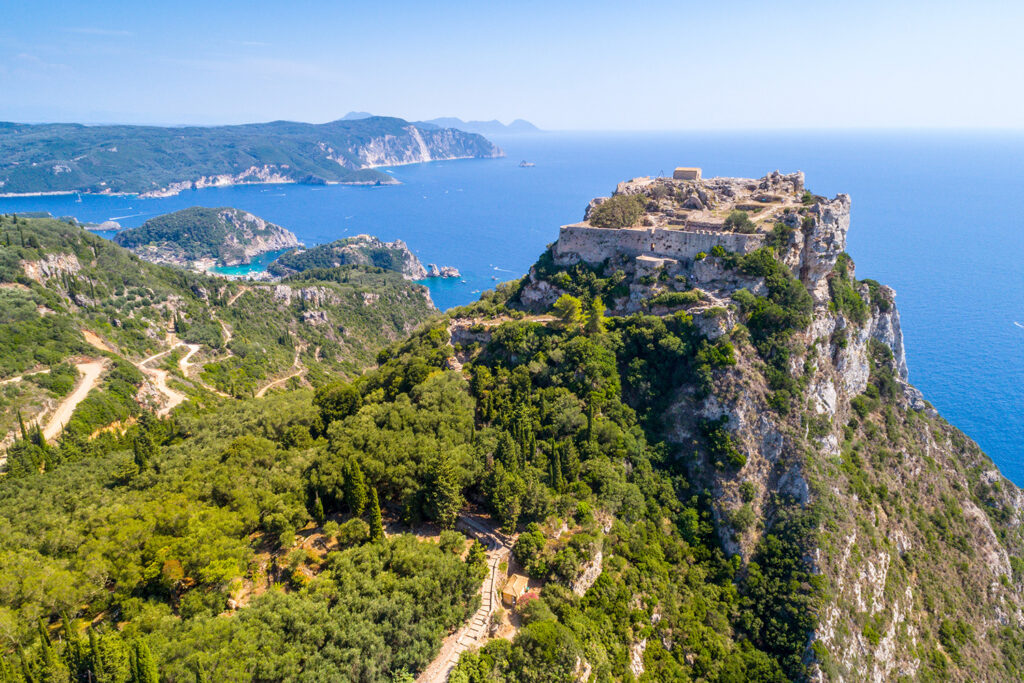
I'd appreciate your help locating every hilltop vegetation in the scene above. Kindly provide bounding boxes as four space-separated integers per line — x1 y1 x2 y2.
0 116 502 196
0 214 435 445
268 235 427 280
114 207 300 267
1 170 1022 682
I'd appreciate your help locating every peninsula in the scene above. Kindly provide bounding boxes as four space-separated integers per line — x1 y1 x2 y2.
268 234 460 280
113 207 301 269
0 116 503 197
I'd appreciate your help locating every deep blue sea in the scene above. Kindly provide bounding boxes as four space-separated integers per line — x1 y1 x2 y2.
1 131 1022 484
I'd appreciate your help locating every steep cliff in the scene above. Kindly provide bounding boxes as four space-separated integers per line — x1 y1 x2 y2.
514 170 1024 680
115 207 301 267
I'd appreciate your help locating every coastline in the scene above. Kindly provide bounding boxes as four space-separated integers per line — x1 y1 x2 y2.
0 153 504 199
362 151 504 169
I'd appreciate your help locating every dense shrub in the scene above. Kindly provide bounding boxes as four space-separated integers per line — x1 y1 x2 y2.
588 194 645 229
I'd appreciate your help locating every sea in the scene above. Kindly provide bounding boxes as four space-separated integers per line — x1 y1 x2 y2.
1 131 1022 484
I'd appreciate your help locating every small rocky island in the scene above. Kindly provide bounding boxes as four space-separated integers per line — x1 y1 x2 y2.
268 234 459 280
114 207 300 270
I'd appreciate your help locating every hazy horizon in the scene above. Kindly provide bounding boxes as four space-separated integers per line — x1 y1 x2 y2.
3 0 1023 131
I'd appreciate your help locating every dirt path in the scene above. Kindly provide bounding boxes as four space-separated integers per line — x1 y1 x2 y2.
136 345 188 416
417 516 514 683
219 319 234 344
42 360 105 441
0 368 50 386
255 349 304 398
226 286 250 306
81 329 113 353
178 344 201 376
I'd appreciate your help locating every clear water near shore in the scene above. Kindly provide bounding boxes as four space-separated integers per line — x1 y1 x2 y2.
2 130 1022 484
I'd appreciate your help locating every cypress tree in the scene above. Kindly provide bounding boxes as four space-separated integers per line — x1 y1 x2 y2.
313 492 325 525
586 401 596 443
561 440 580 483
131 640 158 683
87 628 101 682
368 487 384 542
17 409 27 441
61 613 83 679
17 647 32 683
585 295 606 335
344 461 367 516
423 452 463 529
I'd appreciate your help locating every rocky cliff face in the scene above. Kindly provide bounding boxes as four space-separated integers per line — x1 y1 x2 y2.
517 170 1024 680
354 125 504 168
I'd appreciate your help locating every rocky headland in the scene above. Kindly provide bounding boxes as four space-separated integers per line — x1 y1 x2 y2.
267 234 459 281
501 168 1024 680
114 207 300 268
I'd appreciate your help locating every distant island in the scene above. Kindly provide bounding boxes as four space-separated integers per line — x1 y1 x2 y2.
0 116 503 197
268 234 460 280
114 207 301 269
341 112 541 136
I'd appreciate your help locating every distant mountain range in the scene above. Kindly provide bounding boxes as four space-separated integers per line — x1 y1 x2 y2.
0 116 502 197
342 112 541 136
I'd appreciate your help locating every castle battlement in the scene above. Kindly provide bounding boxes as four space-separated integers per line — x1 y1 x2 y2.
553 223 765 266
553 169 807 267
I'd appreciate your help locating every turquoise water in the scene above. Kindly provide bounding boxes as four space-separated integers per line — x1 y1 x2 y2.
210 249 291 276
1 131 1022 484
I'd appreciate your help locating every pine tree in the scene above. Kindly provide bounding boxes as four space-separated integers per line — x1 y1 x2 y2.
494 431 520 469
132 431 156 469
368 487 384 542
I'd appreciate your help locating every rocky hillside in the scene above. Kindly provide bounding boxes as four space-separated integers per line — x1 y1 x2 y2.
0 214 436 453
268 234 427 279
0 116 503 196
114 207 301 267
508 170 1024 680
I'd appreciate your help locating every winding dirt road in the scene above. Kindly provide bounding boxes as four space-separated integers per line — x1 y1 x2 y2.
0 368 51 386
136 346 188 416
255 349 305 398
42 360 106 441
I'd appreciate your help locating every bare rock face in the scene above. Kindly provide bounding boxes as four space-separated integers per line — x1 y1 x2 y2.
20 253 81 284
570 549 603 596
799 195 850 302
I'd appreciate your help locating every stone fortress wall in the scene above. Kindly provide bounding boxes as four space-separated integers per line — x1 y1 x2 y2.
553 223 765 266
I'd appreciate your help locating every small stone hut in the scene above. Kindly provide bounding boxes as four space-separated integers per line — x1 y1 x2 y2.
501 574 529 607
673 167 702 181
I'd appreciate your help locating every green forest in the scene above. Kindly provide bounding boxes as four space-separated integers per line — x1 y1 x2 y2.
2 207 1023 681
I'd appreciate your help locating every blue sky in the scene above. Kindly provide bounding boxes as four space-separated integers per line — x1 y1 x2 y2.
1 0 1021 129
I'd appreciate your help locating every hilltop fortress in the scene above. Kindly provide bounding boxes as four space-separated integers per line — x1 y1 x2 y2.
542 168 851 306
